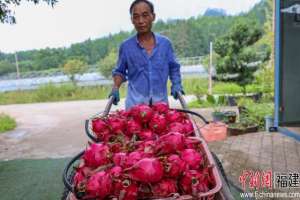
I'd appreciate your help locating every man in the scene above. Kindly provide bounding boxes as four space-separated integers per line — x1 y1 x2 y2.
110 0 184 109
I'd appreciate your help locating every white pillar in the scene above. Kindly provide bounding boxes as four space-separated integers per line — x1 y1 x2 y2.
15 52 20 79
208 42 213 95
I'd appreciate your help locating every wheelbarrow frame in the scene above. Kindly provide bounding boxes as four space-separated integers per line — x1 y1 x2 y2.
62 93 237 200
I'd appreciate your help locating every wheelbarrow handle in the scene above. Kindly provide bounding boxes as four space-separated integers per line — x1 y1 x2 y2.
176 91 188 110
103 96 114 116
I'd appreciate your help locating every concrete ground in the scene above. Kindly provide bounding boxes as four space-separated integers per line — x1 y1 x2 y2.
208 132 300 195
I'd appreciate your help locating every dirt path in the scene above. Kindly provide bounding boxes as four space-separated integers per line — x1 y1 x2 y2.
0 97 196 160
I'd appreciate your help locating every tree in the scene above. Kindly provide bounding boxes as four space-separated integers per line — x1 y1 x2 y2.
62 59 87 85
0 0 57 24
214 20 263 94
98 49 117 78
0 60 15 76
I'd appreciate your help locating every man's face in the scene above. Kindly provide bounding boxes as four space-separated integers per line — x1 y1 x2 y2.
131 2 155 34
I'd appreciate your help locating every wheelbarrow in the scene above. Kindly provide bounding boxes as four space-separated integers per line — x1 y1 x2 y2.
62 93 248 200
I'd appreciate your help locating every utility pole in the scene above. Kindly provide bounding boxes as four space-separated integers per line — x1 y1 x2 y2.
15 52 20 79
208 42 213 95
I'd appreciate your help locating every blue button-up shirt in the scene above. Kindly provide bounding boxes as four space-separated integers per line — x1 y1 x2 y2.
112 33 182 109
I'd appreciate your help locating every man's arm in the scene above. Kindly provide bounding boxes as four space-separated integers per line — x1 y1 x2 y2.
168 42 184 98
110 44 128 104
113 75 124 89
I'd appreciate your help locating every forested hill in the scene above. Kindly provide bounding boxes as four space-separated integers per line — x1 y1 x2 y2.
0 0 271 75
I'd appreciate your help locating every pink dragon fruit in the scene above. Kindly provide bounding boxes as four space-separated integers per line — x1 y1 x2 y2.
149 114 167 134
92 118 110 140
164 154 187 178
110 166 123 179
107 117 126 135
152 102 169 114
113 152 128 167
131 104 153 123
109 142 123 153
126 158 164 183
166 110 182 123
126 119 142 137
73 170 85 187
155 132 185 155
180 149 203 170
180 169 211 195
73 163 94 187
85 171 112 199
168 122 185 134
137 140 156 157
184 137 202 149
118 181 139 200
137 129 155 141
152 179 178 197
83 143 111 168
183 119 194 136
116 109 130 118
125 151 144 168
113 179 138 200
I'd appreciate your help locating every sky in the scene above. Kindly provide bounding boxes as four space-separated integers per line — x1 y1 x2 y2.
0 0 261 53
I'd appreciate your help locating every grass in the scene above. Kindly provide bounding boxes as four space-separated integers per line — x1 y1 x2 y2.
0 158 68 200
0 78 266 105
0 83 127 105
0 113 16 133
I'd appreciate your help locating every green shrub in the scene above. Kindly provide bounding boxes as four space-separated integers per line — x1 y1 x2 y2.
213 82 242 94
0 113 16 133
238 98 274 129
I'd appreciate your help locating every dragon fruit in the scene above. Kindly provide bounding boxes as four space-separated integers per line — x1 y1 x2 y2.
113 152 128 167
83 143 111 168
164 154 187 178
137 129 155 141
126 158 164 183
184 137 201 149
168 122 185 134
131 104 153 123
183 119 194 136
180 149 203 170
155 132 185 155
73 170 86 187
166 110 182 123
116 109 130 118
92 118 110 140
110 166 123 179
149 114 167 134
152 102 169 114
152 179 178 197
107 117 126 135
73 163 94 187
125 151 144 167
85 171 112 199
126 119 142 137
180 169 211 195
109 142 123 153
118 181 139 200
137 140 156 156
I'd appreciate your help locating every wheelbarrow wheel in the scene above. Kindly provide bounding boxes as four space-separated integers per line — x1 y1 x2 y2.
61 168 76 200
